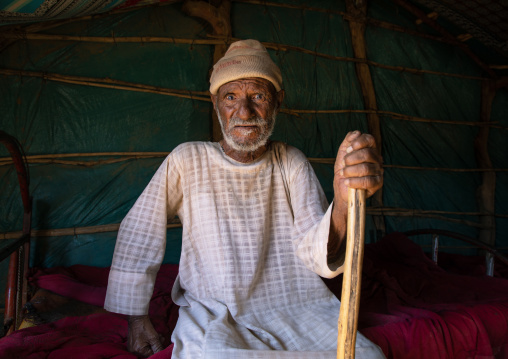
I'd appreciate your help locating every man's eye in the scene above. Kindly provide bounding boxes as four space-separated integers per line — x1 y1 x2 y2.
225 95 235 100
253 94 265 100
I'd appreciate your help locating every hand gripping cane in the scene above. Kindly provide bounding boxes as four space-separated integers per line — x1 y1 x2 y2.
337 188 366 359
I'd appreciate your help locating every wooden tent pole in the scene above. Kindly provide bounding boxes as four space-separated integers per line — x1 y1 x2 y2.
475 81 496 247
6 204 506 242
182 0 232 142
337 188 366 359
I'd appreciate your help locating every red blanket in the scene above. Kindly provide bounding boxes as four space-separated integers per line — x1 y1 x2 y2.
331 233 508 358
1 233 508 358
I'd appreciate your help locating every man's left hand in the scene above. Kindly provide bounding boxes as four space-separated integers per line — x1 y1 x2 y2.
333 131 383 204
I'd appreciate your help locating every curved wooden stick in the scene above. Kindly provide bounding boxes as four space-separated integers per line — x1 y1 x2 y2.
337 188 366 359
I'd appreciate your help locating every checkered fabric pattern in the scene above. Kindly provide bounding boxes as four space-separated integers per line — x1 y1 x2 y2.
105 142 385 359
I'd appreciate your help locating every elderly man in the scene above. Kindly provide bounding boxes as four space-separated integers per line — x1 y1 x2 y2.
105 39 385 359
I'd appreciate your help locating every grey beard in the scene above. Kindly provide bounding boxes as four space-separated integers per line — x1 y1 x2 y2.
217 110 276 153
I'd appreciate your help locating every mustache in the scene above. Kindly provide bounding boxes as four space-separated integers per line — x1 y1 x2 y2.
227 116 267 128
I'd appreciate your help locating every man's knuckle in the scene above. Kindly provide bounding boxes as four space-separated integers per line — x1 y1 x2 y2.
365 176 374 185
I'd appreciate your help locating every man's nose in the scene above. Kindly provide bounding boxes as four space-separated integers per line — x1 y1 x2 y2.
236 98 255 120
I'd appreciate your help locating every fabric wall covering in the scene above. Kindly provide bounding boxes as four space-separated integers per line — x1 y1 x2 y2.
1 0 507 311
0 0 168 23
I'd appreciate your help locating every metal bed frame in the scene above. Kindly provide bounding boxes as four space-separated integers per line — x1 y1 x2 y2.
404 229 508 276
0 131 32 336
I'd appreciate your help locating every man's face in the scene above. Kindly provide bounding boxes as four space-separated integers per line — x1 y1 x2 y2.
212 78 283 152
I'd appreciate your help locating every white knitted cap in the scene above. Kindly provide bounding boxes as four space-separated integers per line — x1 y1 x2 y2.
209 39 282 95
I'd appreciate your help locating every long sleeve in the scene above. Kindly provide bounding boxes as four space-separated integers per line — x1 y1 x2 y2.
289 160 344 279
104 153 183 315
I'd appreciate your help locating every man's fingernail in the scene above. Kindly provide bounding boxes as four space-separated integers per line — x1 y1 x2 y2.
344 179 350 186
339 169 344 176
346 146 353 153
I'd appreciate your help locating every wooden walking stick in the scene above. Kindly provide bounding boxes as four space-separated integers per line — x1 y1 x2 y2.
337 188 366 359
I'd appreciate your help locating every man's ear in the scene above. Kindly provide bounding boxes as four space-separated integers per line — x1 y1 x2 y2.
211 94 217 110
276 89 285 111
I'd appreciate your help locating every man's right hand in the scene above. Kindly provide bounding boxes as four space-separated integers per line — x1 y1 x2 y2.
127 315 164 357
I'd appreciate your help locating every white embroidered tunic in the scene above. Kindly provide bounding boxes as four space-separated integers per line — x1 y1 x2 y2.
105 141 385 359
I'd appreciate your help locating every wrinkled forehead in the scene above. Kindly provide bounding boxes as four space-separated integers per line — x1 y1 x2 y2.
217 77 276 94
